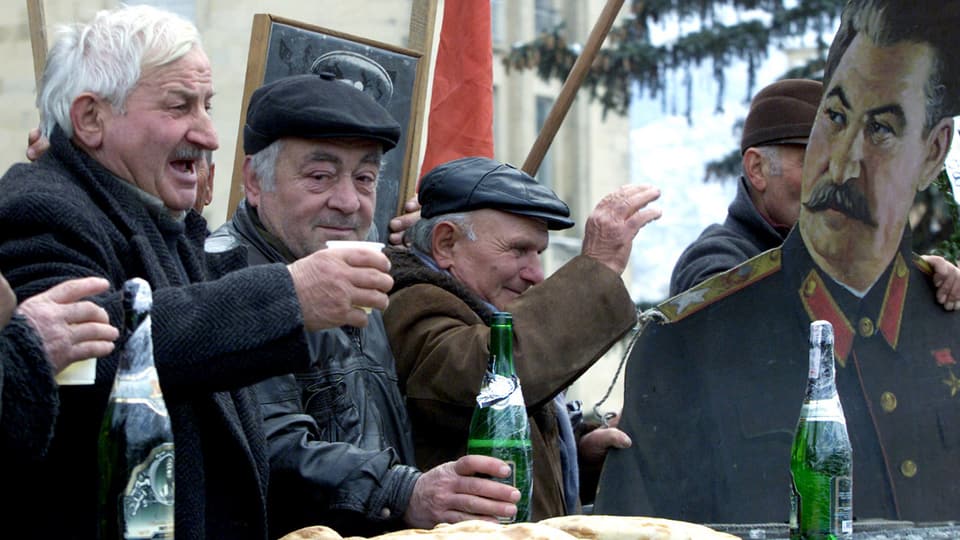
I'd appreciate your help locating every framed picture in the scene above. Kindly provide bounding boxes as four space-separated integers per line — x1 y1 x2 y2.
228 14 428 242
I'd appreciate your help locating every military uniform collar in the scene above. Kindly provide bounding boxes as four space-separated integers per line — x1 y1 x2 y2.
790 229 913 366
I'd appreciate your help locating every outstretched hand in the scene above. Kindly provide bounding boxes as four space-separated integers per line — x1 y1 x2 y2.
17 277 119 373
26 127 50 162
0 273 16 328
389 195 421 246
288 247 393 330
581 184 662 275
923 254 960 311
403 455 520 529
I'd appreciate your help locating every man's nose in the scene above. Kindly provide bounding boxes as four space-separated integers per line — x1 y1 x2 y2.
521 257 545 285
187 108 219 151
327 176 361 213
829 125 863 184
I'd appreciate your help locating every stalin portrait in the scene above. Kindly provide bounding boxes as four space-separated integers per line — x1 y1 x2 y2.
596 0 960 526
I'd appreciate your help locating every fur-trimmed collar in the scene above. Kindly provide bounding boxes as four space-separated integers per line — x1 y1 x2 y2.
386 246 496 323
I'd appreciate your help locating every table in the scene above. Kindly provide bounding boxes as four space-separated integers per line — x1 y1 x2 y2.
707 520 960 539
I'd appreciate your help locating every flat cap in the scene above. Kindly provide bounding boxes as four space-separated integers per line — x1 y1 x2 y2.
243 73 401 155
419 157 574 230
740 79 822 155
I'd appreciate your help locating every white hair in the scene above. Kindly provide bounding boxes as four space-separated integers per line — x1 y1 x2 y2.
407 212 476 253
248 140 284 192
38 4 202 138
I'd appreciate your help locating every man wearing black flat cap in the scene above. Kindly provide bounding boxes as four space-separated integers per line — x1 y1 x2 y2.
207 75 520 537
383 156 662 519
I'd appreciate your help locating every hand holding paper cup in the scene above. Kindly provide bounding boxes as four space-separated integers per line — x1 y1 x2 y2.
325 240 386 313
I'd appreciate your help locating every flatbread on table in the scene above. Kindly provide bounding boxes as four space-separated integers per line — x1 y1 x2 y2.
539 515 741 540
279 516 740 540
357 519 578 539
279 525 344 540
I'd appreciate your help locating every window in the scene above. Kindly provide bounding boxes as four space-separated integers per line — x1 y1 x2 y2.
534 0 559 35
535 95 554 188
491 0 505 46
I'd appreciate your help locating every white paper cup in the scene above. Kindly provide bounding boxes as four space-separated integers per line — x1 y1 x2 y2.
55 358 96 385
325 240 385 252
325 240 386 312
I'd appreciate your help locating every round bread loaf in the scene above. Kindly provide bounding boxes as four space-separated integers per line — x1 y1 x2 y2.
538 515 741 540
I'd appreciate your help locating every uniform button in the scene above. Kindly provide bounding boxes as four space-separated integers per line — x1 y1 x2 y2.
803 279 817 296
900 460 917 478
880 391 897 413
858 317 875 337
380 507 391 519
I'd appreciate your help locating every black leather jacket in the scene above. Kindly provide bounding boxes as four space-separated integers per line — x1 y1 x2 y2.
206 201 419 538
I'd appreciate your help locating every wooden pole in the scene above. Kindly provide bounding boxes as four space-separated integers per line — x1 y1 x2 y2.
521 0 625 176
405 0 442 208
26 0 48 89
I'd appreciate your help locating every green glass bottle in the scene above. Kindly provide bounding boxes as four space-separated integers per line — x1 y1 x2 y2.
466 312 533 523
790 320 852 540
98 278 175 539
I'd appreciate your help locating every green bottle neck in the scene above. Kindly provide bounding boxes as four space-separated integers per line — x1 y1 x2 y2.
806 323 838 401
489 313 515 378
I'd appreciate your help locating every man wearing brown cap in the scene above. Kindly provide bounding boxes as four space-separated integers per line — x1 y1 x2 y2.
206 75 520 538
383 156 662 519
670 78 960 299
597 0 960 524
669 79 822 296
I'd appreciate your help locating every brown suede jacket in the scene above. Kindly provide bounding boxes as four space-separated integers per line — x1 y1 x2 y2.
383 247 636 519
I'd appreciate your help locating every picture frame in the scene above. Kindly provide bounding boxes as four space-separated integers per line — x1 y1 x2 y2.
228 14 428 241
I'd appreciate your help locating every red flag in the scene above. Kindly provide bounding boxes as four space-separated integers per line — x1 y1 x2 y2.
418 2 494 179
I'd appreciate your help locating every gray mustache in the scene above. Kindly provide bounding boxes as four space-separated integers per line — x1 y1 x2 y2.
803 179 877 227
171 146 204 161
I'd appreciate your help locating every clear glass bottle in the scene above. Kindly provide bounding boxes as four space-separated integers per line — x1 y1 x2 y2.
466 312 533 522
790 320 853 540
98 278 175 539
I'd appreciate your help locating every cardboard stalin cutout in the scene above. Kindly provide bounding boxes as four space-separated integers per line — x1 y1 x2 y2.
595 0 960 526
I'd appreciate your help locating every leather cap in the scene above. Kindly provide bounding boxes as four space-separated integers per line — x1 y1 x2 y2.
740 79 822 155
419 157 574 230
243 73 401 155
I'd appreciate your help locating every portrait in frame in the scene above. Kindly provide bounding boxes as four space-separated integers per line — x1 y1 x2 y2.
228 14 427 242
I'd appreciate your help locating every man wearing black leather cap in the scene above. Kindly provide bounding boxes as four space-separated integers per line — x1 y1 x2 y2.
383 156 662 519
206 75 520 537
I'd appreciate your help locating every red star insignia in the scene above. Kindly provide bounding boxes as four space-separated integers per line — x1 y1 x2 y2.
933 348 957 367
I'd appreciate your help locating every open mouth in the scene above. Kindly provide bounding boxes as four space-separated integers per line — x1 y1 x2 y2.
171 159 197 176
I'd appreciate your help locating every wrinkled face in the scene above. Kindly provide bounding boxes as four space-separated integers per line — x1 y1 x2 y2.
97 47 218 211
763 144 806 228
445 209 549 310
800 33 940 266
253 138 381 259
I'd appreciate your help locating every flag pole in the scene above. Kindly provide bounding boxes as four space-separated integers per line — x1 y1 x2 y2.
521 0 625 176
26 0 48 89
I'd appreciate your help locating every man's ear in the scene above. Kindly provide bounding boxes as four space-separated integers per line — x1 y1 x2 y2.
242 157 262 208
69 93 106 149
742 147 767 192
431 221 460 270
918 117 954 191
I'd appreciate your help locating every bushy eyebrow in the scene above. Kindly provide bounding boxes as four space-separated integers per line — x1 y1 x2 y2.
825 85 906 127
303 151 382 169
825 86 851 110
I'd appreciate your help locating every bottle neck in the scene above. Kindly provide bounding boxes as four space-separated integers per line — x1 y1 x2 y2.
489 315 515 378
806 335 838 401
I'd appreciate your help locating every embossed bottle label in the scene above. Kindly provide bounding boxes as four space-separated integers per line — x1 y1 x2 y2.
122 442 175 539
